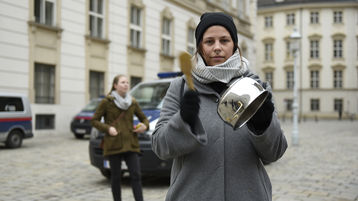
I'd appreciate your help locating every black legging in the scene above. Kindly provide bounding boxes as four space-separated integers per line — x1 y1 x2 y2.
108 152 143 201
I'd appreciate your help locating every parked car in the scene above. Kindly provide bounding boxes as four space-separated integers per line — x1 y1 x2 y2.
89 72 182 179
0 93 33 148
70 98 103 139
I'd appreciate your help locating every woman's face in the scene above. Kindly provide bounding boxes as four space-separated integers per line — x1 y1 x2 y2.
114 76 129 96
200 25 234 66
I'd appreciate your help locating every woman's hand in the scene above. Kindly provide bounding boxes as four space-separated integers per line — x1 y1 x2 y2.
108 126 118 136
133 122 147 133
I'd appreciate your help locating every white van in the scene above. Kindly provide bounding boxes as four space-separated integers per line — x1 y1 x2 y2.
0 93 34 148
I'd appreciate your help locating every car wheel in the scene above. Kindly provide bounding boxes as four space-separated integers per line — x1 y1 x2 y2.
100 169 111 179
6 130 23 148
74 133 84 139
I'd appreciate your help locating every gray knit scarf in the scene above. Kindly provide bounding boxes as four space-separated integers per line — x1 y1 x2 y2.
111 91 132 110
192 51 249 84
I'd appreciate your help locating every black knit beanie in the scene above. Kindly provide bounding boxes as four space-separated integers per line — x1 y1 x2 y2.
195 12 238 47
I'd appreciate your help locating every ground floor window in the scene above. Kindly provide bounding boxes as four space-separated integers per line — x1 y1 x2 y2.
89 71 104 99
36 114 55 129
334 99 343 112
284 99 293 111
34 63 55 104
310 99 320 111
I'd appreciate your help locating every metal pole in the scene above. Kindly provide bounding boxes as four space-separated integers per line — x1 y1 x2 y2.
292 47 299 146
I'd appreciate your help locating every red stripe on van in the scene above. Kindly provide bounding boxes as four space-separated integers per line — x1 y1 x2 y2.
75 116 92 120
0 117 32 122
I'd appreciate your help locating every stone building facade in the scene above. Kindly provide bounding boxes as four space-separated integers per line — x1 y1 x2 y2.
256 0 358 120
0 0 256 134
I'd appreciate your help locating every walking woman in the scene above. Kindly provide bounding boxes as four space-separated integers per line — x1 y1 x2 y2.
152 12 287 201
91 75 149 201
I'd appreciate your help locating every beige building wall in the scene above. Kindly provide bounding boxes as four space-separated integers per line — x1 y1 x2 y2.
0 0 256 134
257 0 358 120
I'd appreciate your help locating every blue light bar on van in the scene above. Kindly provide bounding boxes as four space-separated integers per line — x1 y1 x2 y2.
157 72 183 79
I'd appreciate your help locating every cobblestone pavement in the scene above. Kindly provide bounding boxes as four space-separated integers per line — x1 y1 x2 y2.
0 120 357 201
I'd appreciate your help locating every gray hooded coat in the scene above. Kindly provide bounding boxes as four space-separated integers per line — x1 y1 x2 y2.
152 72 287 201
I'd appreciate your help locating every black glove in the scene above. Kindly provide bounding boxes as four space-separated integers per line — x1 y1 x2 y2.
247 89 274 135
180 90 200 128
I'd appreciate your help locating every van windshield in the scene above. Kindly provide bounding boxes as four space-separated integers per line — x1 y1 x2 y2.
131 82 170 110
82 99 102 112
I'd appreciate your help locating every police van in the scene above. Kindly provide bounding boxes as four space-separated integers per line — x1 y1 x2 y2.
88 72 181 178
0 93 34 148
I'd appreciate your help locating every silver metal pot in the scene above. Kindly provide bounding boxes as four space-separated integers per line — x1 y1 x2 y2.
217 77 269 129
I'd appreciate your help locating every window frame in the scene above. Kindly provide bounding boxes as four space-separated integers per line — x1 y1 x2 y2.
310 11 319 24
34 0 56 26
130 5 143 48
264 16 273 28
89 0 105 38
286 13 295 26
310 40 320 59
310 99 320 111
333 39 343 58
310 70 320 88
334 99 343 112
187 27 195 55
333 70 343 88
89 70 104 100
264 71 273 89
264 43 273 61
161 17 172 56
286 41 293 60
286 71 294 89
34 63 55 104
333 11 343 24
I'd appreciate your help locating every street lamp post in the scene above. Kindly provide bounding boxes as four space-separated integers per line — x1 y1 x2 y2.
290 28 301 146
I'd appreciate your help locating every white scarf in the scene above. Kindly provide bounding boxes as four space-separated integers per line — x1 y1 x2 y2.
111 91 132 110
192 51 249 84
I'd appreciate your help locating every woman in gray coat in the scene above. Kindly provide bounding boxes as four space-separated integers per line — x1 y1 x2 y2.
152 12 287 201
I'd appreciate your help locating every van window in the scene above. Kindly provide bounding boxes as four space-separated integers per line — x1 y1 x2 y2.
82 99 102 112
0 97 24 112
131 82 170 110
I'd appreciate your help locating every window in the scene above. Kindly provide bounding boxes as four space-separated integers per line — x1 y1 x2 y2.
89 71 104 100
130 6 142 48
265 16 273 28
265 72 273 89
310 70 319 88
0 97 24 112
284 99 293 111
310 40 319 59
333 11 343 24
286 71 294 89
162 18 172 55
310 99 320 111
310 12 319 24
286 13 295 26
36 114 55 129
333 40 343 58
334 99 343 112
89 0 104 38
264 43 273 61
187 27 195 55
130 76 142 89
34 63 55 104
286 41 293 59
333 70 343 88
34 0 55 26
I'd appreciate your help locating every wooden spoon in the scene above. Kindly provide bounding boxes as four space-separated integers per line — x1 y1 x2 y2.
179 51 194 90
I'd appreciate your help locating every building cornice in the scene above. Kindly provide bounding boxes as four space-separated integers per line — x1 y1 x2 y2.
258 2 358 14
